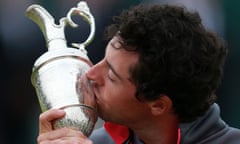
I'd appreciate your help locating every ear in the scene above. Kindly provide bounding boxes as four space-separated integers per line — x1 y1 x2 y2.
148 95 173 116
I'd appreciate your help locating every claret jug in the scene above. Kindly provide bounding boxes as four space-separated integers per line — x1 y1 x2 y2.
26 1 97 136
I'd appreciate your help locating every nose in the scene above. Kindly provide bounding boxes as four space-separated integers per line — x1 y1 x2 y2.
86 60 104 86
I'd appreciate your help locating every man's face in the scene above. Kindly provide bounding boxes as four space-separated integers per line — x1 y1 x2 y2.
86 36 151 126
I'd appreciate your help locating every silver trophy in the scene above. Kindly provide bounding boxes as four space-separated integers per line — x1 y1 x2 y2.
26 1 97 137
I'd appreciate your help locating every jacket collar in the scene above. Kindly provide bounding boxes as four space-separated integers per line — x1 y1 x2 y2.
104 122 130 144
179 103 226 143
104 122 181 144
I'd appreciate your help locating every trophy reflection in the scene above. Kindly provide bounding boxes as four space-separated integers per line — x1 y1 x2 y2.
26 1 97 137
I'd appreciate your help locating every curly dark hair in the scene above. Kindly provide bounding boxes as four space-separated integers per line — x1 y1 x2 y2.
104 4 227 122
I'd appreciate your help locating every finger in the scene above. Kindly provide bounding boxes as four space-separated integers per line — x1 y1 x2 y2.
38 128 92 144
38 138 93 144
39 127 84 140
39 109 66 134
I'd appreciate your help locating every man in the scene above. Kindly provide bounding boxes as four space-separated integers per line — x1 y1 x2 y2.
37 3 240 144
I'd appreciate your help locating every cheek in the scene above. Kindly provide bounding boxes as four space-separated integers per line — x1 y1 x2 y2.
97 82 152 123
101 83 138 111
101 84 136 107
104 85 133 103
101 87 150 123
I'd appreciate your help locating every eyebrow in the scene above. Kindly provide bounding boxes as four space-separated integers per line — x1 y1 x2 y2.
105 59 122 81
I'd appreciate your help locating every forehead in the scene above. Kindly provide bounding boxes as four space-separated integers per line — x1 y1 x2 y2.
106 36 138 56
105 36 139 77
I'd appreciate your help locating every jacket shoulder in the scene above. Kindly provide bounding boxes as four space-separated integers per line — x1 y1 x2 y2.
219 127 240 144
199 127 240 144
89 127 115 144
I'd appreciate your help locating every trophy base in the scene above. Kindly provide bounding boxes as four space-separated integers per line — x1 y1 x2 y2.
53 104 98 137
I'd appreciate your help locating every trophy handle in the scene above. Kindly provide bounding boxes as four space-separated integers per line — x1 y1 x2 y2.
67 1 96 49
26 1 95 52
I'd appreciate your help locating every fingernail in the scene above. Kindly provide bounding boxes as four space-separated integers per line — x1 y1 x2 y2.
56 109 65 115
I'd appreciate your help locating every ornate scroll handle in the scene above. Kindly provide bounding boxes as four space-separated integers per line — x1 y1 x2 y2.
66 1 95 50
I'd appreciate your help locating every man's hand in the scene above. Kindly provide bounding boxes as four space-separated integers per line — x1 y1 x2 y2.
37 109 93 144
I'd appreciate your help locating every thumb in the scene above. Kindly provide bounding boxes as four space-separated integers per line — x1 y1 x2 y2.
39 109 66 134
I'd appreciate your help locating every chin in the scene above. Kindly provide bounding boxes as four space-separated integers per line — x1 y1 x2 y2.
97 110 109 122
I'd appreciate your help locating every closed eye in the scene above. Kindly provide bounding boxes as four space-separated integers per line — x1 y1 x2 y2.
105 59 122 81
